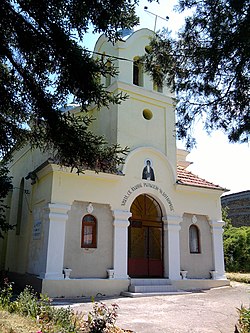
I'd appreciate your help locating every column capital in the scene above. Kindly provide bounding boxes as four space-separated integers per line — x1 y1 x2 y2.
44 203 71 223
48 203 71 213
162 215 182 231
209 219 225 234
112 209 132 223
162 214 183 224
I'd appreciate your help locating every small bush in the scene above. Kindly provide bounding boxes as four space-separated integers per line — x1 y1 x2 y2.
0 278 14 311
16 286 40 318
88 302 119 333
237 306 250 333
50 306 78 332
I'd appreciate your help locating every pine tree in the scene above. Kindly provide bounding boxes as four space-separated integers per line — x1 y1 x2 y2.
0 0 143 236
144 0 250 148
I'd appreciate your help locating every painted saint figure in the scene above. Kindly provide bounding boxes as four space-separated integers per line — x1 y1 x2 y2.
142 159 155 181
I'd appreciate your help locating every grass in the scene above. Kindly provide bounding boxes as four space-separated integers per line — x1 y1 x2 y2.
0 310 40 333
0 309 132 333
226 272 250 284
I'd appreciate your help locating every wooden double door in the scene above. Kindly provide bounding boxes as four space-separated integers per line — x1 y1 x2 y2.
128 194 163 278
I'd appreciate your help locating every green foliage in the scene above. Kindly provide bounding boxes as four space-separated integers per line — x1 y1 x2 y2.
0 0 139 163
15 286 78 332
143 0 250 148
0 278 14 311
237 306 250 333
0 162 13 238
222 206 232 231
222 206 250 273
0 282 121 333
0 0 147 239
223 226 250 272
16 286 41 318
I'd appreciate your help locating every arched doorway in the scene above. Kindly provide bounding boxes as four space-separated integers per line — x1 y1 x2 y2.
128 194 163 277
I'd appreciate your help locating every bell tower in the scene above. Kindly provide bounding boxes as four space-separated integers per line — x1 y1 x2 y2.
90 28 177 171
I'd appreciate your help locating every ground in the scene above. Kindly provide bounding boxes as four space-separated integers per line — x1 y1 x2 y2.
53 281 250 333
0 281 249 332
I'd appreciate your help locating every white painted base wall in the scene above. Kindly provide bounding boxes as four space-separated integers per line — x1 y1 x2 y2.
41 277 230 298
172 279 230 290
42 278 130 298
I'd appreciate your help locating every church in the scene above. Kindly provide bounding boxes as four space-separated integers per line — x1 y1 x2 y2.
0 29 229 297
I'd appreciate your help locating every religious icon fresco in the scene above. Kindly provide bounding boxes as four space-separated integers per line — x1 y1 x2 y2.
142 159 155 181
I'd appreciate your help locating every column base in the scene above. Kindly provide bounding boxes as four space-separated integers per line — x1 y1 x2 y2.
113 273 129 279
39 272 64 280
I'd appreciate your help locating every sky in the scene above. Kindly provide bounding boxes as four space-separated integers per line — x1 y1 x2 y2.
84 0 250 195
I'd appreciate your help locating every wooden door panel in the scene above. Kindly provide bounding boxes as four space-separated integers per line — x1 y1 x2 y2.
128 258 148 277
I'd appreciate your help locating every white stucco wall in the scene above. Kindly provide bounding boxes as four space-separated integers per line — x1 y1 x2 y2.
4 146 52 274
180 214 214 278
64 201 113 278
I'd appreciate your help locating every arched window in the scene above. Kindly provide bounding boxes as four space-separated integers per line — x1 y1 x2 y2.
153 80 163 93
189 225 200 253
81 214 97 248
105 60 112 87
133 56 143 86
16 178 24 235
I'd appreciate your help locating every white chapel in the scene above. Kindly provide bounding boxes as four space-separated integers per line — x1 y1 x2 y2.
0 29 229 297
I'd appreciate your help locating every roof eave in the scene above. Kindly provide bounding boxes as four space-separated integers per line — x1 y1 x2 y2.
175 182 229 194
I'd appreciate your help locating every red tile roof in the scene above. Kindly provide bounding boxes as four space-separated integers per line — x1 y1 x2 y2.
177 166 225 190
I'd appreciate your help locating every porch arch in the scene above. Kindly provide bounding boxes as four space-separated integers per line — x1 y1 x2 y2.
128 194 164 277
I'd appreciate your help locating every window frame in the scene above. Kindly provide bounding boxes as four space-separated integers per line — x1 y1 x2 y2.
16 177 24 235
189 224 200 254
105 60 112 87
153 80 163 93
133 57 143 86
81 214 97 248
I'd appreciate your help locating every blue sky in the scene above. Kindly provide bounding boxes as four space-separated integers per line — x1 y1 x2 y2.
83 0 250 195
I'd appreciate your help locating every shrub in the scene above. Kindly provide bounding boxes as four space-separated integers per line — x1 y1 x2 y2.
0 278 14 311
237 306 250 333
15 286 40 318
0 283 121 333
223 226 250 273
88 302 119 333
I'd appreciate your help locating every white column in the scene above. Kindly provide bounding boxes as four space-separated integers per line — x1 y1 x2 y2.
209 219 227 279
163 215 182 280
112 210 131 279
40 203 71 280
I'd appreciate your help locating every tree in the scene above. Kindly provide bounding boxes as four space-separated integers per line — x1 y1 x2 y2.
223 226 250 272
222 206 232 231
144 0 250 148
222 207 250 272
0 0 156 236
0 0 143 167
0 163 13 238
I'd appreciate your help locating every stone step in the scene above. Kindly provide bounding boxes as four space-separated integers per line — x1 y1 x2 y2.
124 278 188 297
129 284 177 293
121 290 191 298
130 278 171 286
